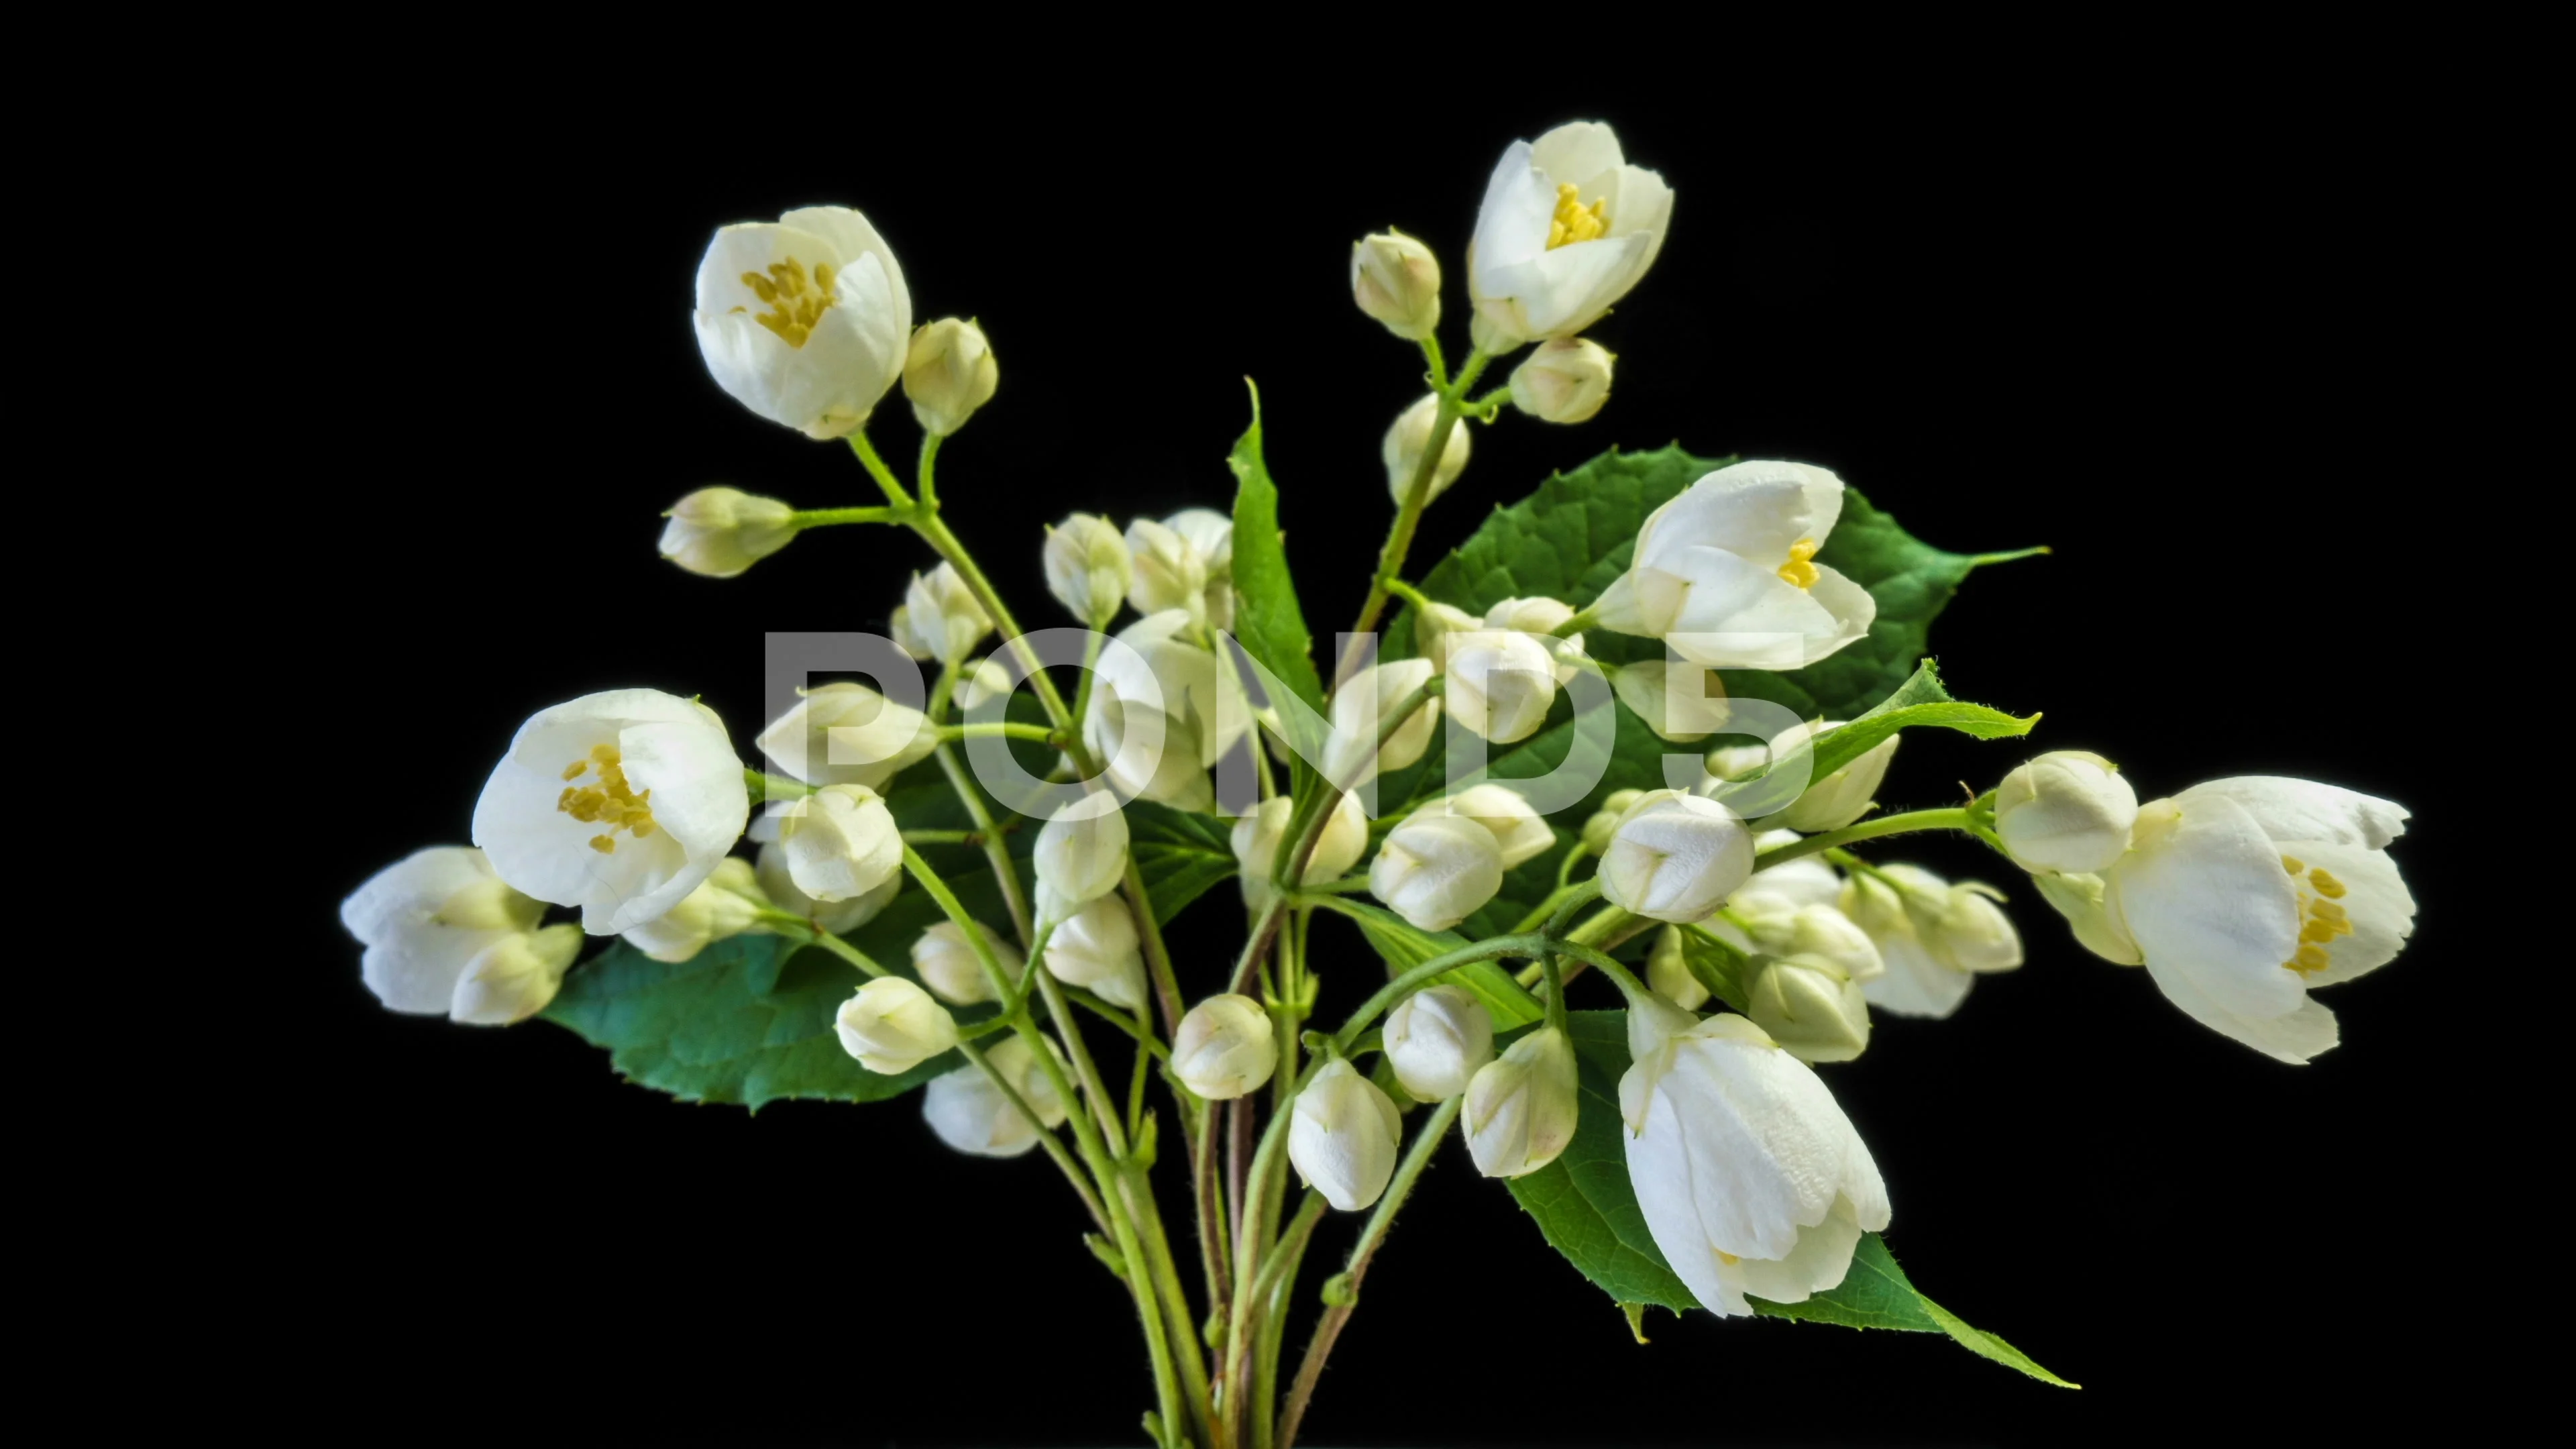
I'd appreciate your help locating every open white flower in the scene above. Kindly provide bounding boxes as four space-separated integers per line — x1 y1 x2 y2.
835 975 959 1075
1289 1057 1403 1212
694 205 910 439
1709 720 1898 833
621 856 768 963
1426 784 1556 870
755 682 935 791
1841 864 2021 1019
659 486 799 579
924 1035 1068 1158
1468 121 1673 346
1598 790 1756 924
1383 985 1494 1102
1593 462 1876 671
1996 751 2139 875
1042 894 1148 1011
341 846 547 1016
776 784 903 904
901 563 994 665
1370 813 1507 932
912 919 1021 1006
2102 777 2413 1064
757 840 898 935
1325 657 1442 787
1173 994 1279 1100
1383 394 1472 505
1444 629 1558 743
1232 794 1368 905
1045 513 1133 625
473 689 750 935
1464 1026 1578 1178
1621 1002 1890 1317
1036 798 1130 908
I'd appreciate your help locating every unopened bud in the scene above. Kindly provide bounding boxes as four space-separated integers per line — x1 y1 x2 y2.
911 918 1021 1006
1351 231 1443 340
777 784 903 904
1173 994 1279 1100
923 1034 1067 1157
1413 601 1481 674
1741 954 1872 1064
834 975 960 1075
1044 513 1134 624
1444 630 1559 743
659 486 798 578
622 856 769 963
1994 750 2139 875
1463 1026 1578 1178
1383 394 1471 506
451 924 582 1025
1368 814 1505 932
1043 894 1149 1011
1289 1057 1403 1212
1598 790 1756 924
1646 925 1709 1010
1036 798 1130 908
1383 985 1495 1102
1507 337 1615 424
903 317 998 436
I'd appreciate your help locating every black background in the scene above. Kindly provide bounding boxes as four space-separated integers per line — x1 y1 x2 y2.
250 63 2515 1448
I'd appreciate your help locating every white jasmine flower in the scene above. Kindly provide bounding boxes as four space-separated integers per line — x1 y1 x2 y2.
341 846 545 1016
2102 777 2412 1063
1289 1057 1403 1212
1598 790 1756 924
834 975 959 1075
1369 813 1507 932
1996 751 2139 875
473 689 750 935
1621 1003 1889 1316
1741 955 1872 1064
693 205 910 439
1383 985 1495 1102
1468 121 1673 346
1481 596 1588 685
1173 994 1279 1100
1593 462 1876 671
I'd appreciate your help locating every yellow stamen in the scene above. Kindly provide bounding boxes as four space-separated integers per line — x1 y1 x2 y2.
2312 900 2347 923
561 761 588 781
2308 869 2347 900
2289 944 2332 973
2281 855 2304 874
1778 537 1821 590
1716 1250 1739 1266
741 254 840 349
1547 182 1611 250
558 743 658 849
589 835 618 855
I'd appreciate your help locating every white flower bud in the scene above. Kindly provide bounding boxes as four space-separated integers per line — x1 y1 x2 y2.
1613 660 1727 743
756 840 898 935
834 975 960 1075
622 856 769 963
451 923 582 1025
1464 1026 1579 1178
1083 693 1216 812
1713 720 1897 834
1842 864 2020 1020
2031 869 2141 966
1369 814 1507 932
1042 894 1148 1010
902 317 997 437
776 784 902 904
1173 994 1279 1101
924 1034 1068 1157
1036 798 1130 908
910 918 1022 1006
757 682 935 790
341 846 548 1018
1231 794 1368 906
1599 790 1756 924
1582 788 1646 855
1430 784 1556 869
1646 924 1709 1010
952 655 1012 712
1413 601 1481 674
1916 878 2024 974
1351 231 1442 340
1481 596 1587 684
1383 985 1494 1101
1444 630 1559 743
1289 1057 1403 1211
1044 513 1134 624
1325 657 1442 786
659 486 799 579
1741 954 1872 1064
901 562 994 664
1125 518 1212 624
1383 394 1470 505
1165 508 1237 631
1994 750 2139 875
1508 337 1615 424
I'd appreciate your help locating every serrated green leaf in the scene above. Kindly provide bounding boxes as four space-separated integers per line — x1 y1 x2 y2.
1313 896 1545 1030
1799 659 2039 782
1227 382 1326 716
1126 800 1236 926
543 934 959 1109
1372 445 2025 935
1504 1012 2075 1386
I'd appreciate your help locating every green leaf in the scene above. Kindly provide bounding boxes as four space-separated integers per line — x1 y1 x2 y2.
1126 800 1236 926
1226 381 1326 716
1797 659 2040 783
542 934 957 1109
1313 896 1545 1030
1372 445 2027 933
1505 1012 2075 1386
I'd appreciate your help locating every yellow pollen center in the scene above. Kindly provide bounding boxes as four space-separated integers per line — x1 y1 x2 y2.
1716 1250 1739 1266
1547 182 1611 250
730 255 839 349
557 743 657 855
2278 855 2353 974
1778 538 1822 589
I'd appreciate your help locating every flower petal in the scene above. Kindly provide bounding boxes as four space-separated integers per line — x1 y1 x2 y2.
2106 796 2304 1020
2280 837 2415 987
2143 952 2341 1064
2178 777 2408 851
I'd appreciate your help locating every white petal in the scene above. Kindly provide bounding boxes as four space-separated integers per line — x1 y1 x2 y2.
1468 140 1555 284
1530 121 1627 189
2143 952 2341 1064
1642 467 1817 571
2280 838 2416 987
2178 777 2408 850
1857 931 1973 1018
2107 796 2304 1020
1518 233 1650 337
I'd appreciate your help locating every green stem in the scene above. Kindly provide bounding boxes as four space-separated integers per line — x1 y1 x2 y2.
910 511 1082 740
1250 1192 1328 1449
955 1038 1111 1235
1550 604 1601 638
932 747 1034 949
1417 333 1450 391
1381 578 1434 614
1968 545 2051 569
791 506 901 529
845 431 913 508
1275 1094 1462 1449
936 721 1059 743
900 828 978 845
1754 807 1973 869
745 769 812 804
1323 928 1561 1053
1509 875 1601 935
1333 347 1493 689
918 432 943 511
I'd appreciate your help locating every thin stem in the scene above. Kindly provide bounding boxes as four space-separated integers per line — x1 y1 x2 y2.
910 511 1081 739
790 506 901 529
1250 1192 1328 1449
1417 333 1450 391
1333 347 1494 689
1063 989 1173 1062
1509 874 1599 934
1381 578 1434 614
918 432 944 511
1195 1089 1234 1313
745 769 812 804
935 720 1060 743
1550 604 1601 638
1968 545 2051 569
1754 807 1972 869
900 828 978 845
1126 861 1185 1039
1538 953 1570 1031
1326 930 1560 1053
933 746 1034 949
955 1039 1111 1235
845 431 914 508
1276 1094 1462 1449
